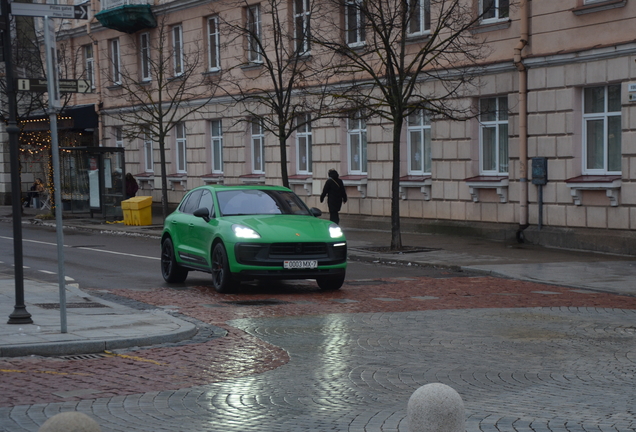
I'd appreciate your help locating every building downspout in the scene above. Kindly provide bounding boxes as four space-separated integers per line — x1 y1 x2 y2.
514 0 529 242
87 0 103 146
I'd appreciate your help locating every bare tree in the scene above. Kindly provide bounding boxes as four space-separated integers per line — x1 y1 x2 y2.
221 0 333 188
106 17 220 219
315 0 493 250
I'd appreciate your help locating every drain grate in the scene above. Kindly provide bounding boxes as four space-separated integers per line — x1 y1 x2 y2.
345 280 393 286
222 299 291 306
57 353 110 360
34 302 109 309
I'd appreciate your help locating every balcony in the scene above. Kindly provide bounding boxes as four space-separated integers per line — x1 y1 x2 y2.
95 0 156 34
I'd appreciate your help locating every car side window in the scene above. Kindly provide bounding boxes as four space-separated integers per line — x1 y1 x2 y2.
199 190 215 217
180 190 202 215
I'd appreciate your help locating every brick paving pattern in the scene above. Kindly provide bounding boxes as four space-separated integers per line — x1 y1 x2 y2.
2 274 636 431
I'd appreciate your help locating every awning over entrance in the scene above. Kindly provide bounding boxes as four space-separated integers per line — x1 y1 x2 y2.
22 104 97 132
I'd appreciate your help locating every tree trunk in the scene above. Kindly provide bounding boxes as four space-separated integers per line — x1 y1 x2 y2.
279 133 289 188
159 136 169 221
390 117 403 250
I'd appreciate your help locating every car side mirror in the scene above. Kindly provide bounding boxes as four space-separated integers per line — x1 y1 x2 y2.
310 207 322 217
193 207 211 222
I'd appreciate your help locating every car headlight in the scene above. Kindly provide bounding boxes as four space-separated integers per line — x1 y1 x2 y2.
233 224 261 239
329 224 344 238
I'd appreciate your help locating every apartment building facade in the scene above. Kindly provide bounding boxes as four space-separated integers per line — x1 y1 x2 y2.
8 0 636 253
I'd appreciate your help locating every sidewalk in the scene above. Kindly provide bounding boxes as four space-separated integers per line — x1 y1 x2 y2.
1 204 635 358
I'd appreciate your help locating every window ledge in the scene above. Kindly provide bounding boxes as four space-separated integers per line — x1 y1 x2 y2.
399 175 432 200
240 61 264 71
166 173 187 191
341 175 367 198
201 173 224 184
134 172 154 190
471 18 512 34
565 175 621 206
289 175 313 195
240 173 265 184
405 33 431 44
347 42 366 50
465 175 509 203
572 0 626 15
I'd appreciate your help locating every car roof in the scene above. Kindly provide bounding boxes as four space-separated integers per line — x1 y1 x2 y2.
192 184 292 193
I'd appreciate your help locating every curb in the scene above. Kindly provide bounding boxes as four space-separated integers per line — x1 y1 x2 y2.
347 248 463 272
0 321 198 358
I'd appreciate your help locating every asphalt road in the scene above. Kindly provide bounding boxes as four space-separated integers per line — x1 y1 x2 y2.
0 223 458 292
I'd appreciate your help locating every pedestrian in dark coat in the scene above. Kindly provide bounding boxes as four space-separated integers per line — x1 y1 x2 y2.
320 169 347 225
125 173 139 199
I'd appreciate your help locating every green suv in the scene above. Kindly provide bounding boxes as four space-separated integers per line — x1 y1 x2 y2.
161 185 347 292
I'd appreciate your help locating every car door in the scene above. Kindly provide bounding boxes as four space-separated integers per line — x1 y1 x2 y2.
185 189 218 266
172 189 202 264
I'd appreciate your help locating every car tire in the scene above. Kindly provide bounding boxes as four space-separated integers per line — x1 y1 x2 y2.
161 238 188 283
317 274 345 291
212 242 234 293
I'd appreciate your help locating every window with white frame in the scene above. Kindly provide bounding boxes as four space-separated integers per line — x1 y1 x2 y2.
479 96 509 175
140 32 151 82
84 44 95 89
115 127 124 148
211 120 223 173
251 119 265 173
172 25 184 76
583 84 622 174
143 128 154 172
294 0 311 54
407 0 430 36
110 38 121 85
348 113 367 174
480 0 509 22
246 4 262 63
296 114 312 174
207 16 220 71
407 110 431 175
345 0 365 46
175 123 187 173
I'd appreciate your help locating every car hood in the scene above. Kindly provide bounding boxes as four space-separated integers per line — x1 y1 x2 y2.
224 215 343 242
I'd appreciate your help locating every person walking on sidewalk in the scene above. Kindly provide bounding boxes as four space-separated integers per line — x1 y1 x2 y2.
125 173 139 199
320 169 347 225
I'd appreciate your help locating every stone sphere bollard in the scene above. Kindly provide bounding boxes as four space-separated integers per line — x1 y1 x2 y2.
407 383 464 432
38 412 101 432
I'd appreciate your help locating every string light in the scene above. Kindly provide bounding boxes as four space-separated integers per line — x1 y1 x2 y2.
18 115 80 213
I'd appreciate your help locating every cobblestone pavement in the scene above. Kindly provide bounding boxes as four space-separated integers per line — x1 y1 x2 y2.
2 272 636 432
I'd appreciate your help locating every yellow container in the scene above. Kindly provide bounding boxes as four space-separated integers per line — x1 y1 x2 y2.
121 200 133 225
122 196 152 226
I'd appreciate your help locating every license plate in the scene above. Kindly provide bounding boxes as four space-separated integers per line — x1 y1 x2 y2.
284 260 318 269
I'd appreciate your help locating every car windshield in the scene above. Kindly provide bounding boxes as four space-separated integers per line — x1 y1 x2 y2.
217 189 313 216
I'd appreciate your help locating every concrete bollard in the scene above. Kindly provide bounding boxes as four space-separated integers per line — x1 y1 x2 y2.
38 412 101 432
407 383 464 432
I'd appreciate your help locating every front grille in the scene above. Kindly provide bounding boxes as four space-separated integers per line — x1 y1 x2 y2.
269 243 328 256
235 242 346 266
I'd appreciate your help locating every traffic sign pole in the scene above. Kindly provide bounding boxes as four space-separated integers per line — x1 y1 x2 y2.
44 15 67 333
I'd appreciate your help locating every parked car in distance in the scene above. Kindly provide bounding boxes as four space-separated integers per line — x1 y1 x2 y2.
161 185 347 292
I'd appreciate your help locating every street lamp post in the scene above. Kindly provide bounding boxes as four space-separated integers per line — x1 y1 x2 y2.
2 0 33 324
